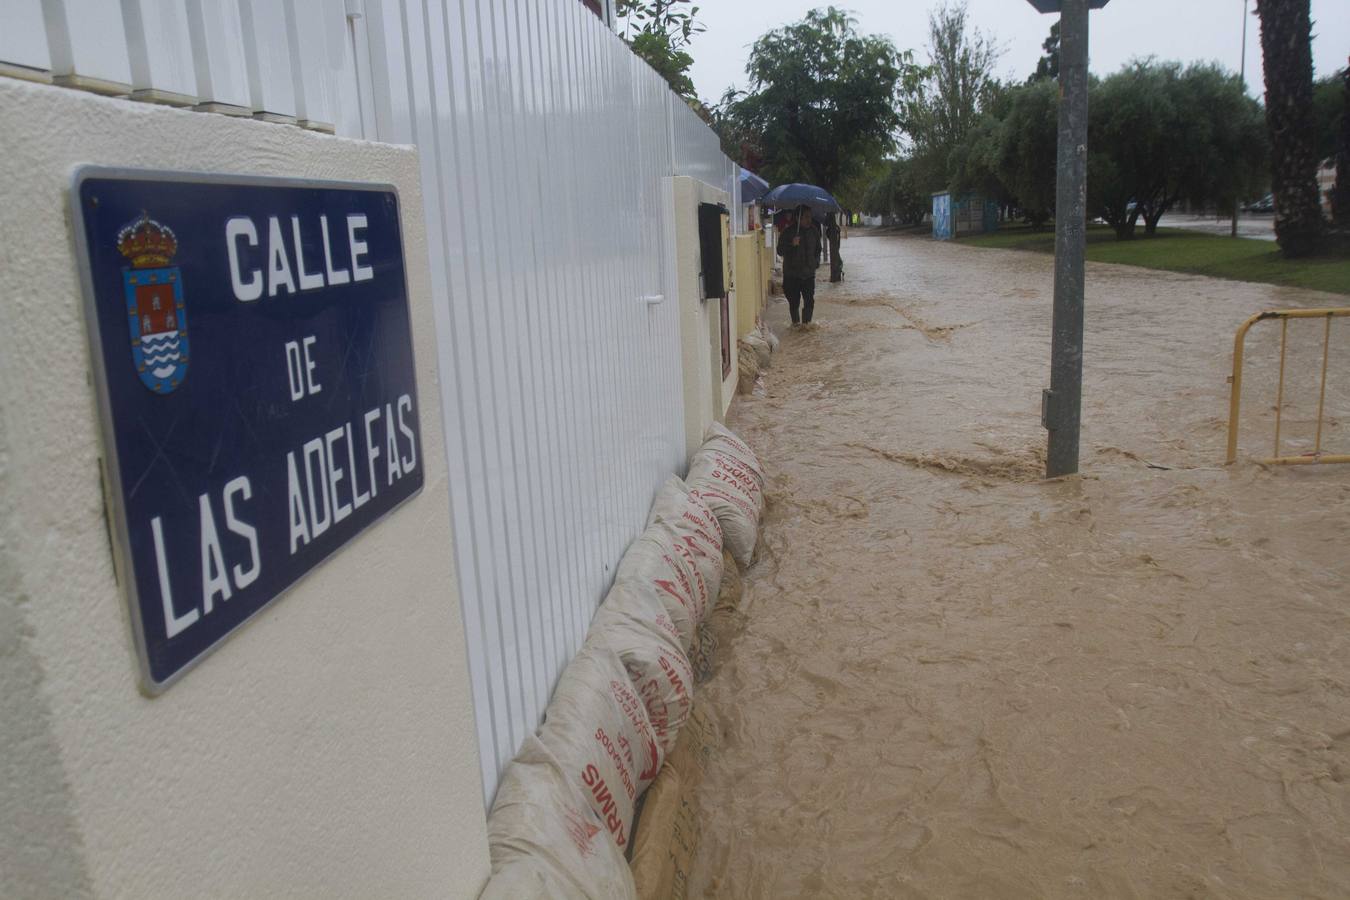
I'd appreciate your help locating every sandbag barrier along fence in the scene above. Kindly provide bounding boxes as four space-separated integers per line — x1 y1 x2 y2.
480 424 767 899
737 321 780 396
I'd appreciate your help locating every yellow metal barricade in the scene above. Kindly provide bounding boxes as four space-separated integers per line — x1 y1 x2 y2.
1226 307 1350 465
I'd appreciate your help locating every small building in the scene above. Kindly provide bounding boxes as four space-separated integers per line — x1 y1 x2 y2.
932 191 999 240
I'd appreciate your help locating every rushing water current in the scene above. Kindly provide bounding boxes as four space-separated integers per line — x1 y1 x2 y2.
689 233 1350 899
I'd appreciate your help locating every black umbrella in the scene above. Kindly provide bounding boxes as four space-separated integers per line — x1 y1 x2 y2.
761 182 841 214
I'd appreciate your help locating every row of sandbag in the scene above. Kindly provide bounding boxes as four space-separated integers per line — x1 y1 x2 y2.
737 321 778 396
481 423 767 900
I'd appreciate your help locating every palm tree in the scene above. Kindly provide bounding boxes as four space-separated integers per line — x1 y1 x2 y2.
1254 0 1324 256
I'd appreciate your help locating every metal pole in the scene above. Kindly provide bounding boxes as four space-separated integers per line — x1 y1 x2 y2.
1232 0 1248 238
1044 0 1089 478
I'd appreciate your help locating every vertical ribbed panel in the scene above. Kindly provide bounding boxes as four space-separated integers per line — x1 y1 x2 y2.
43 0 133 91
0 0 51 75
670 97 733 200
237 0 298 120
351 0 712 800
183 0 252 112
121 0 197 103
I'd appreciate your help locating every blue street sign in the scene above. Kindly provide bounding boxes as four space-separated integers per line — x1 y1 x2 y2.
71 168 424 692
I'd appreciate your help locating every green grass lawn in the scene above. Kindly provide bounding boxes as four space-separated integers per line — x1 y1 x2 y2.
957 224 1350 296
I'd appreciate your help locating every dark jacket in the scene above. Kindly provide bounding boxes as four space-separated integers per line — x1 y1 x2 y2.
777 220 821 279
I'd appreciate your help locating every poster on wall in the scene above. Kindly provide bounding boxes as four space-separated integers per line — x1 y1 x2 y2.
70 168 423 693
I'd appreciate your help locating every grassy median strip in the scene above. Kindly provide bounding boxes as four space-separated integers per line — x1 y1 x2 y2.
957 224 1350 296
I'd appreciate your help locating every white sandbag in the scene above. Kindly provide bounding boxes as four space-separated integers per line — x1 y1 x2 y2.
479 859 561 900
593 579 687 657
687 482 758 570
736 341 759 394
650 521 712 622
616 526 707 637
742 331 772 369
687 449 764 516
759 320 780 352
686 451 762 570
484 735 637 900
647 477 724 611
703 421 766 486
538 638 664 854
590 606 694 757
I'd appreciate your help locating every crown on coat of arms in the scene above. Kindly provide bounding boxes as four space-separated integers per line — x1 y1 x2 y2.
117 213 178 268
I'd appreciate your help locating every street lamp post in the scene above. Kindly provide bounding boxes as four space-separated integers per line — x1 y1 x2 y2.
1026 0 1109 479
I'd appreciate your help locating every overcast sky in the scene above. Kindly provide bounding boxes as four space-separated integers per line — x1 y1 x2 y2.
687 0 1349 104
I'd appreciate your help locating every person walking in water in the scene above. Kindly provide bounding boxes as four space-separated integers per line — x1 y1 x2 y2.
826 213 843 282
777 204 821 326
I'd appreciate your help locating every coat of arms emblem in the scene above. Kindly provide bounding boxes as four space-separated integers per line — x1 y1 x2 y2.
118 213 189 393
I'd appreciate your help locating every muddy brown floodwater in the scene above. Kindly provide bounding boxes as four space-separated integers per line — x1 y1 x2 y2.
690 233 1350 899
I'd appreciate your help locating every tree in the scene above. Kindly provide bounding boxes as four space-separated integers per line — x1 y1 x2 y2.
862 158 930 225
992 79 1059 226
1087 62 1266 239
716 7 916 192
1333 66 1350 227
1312 65 1349 226
1312 70 1345 161
616 0 704 100
902 1 1004 194
947 114 1005 206
1028 22 1060 84
1254 0 1324 256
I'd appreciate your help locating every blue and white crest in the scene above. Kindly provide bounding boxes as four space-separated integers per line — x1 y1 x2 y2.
118 214 189 393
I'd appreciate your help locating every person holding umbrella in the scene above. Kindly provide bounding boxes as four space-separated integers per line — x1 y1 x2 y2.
777 204 821 326
764 182 839 326
826 213 843 282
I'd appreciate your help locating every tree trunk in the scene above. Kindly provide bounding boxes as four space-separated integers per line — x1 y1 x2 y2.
1143 202 1168 236
1255 0 1324 256
1333 63 1350 229
1110 208 1140 240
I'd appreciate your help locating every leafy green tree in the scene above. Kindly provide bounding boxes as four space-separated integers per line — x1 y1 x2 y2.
1028 22 1060 84
1254 0 1324 256
992 79 1059 226
616 0 704 100
1312 67 1349 224
1087 62 1266 239
1330 66 1350 227
716 8 916 193
862 158 930 225
902 1 1003 194
1312 70 1345 162
947 93 1009 209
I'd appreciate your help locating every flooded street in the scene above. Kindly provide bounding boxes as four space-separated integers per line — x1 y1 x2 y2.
690 233 1350 898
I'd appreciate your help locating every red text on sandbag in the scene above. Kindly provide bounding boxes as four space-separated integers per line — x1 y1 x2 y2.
610 680 661 781
562 805 601 858
581 763 629 848
592 727 637 802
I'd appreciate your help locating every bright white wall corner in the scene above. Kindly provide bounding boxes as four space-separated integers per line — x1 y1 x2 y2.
672 175 736 461
0 78 489 899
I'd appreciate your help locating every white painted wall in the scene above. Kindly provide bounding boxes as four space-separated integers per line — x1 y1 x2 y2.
672 176 736 459
0 78 489 899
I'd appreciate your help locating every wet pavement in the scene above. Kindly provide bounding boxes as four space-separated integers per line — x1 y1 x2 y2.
690 232 1350 899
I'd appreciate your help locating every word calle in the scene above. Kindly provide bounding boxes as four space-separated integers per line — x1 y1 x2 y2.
226 213 374 302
